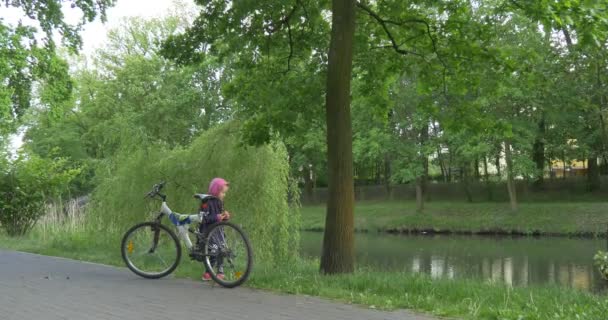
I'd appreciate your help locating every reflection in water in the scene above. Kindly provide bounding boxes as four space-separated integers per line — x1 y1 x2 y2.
431 255 444 279
300 232 608 292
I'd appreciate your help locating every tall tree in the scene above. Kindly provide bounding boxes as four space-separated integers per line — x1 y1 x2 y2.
320 0 357 274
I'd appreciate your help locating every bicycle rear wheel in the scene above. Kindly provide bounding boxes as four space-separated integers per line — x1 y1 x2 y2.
121 222 181 279
204 221 253 288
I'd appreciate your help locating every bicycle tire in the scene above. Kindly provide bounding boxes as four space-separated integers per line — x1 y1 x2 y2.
121 221 181 279
203 221 253 288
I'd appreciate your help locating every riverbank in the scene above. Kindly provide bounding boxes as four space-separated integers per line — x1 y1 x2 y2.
1 232 607 319
301 201 608 237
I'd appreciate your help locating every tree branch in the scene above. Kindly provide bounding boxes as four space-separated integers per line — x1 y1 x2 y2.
356 2 423 57
356 2 447 68
286 19 294 72
356 1 450 97
264 3 299 74
265 4 299 34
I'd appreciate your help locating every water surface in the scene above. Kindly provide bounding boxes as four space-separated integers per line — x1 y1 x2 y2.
300 231 608 292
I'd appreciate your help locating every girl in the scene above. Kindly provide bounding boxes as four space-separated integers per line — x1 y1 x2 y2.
201 177 231 281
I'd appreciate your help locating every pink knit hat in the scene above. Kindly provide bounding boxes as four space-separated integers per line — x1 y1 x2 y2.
208 178 229 197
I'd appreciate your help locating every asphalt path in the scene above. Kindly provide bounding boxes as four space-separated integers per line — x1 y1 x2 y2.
0 250 437 320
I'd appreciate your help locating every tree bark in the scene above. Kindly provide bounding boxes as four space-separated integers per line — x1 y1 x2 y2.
505 140 518 212
320 0 356 274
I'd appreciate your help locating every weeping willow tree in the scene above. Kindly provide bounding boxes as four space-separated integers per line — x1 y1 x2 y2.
90 122 300 265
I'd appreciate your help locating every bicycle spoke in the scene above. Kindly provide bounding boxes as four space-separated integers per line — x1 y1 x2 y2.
123 223 179 277
205 223 251 286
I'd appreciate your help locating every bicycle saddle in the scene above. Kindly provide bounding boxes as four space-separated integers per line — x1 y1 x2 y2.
193 193 214 201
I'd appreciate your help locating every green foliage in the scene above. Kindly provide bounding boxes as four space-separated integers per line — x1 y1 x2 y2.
0 154 80 236
22 15 226 196
0 0 115 135
0 24 72 134
2 0 115 50
593 250 608 280
91 122 300 265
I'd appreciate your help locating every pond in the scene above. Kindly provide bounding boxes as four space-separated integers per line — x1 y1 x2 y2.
300 231 608 292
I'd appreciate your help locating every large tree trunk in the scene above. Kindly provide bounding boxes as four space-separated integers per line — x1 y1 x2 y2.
532 116 546 189
320 0 356 274
505 140 518 212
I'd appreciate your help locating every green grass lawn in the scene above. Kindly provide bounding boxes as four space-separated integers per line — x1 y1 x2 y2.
301 201 608 236
2 231 608 320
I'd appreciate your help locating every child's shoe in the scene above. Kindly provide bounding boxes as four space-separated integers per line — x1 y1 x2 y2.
202 272 212 281
217 273 225 280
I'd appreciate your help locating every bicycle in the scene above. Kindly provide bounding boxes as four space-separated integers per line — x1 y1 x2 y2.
120 181 253 288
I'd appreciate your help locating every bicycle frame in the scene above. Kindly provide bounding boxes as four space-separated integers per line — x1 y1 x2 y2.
156 199 202 250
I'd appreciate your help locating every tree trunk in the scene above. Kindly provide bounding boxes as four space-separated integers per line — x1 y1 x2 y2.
505 140 518 212
495 147 502 178
532 116 546 189
483 156 493 201
474 157 481 181
416 123 429 212
384 153 392 199
320 0 356 274
437 146 448 183
448 150 453 182
562 151 567 179
416 177 424 212
462 164 473 203
587 156 601 192
303 164 314 202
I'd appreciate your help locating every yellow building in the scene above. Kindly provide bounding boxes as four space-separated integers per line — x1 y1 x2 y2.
550 159 588 178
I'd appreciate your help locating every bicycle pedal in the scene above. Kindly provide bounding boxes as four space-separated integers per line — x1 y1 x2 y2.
188 251 205 262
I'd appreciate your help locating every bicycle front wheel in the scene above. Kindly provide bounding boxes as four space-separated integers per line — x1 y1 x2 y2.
121 222 181 279
204 221 253 288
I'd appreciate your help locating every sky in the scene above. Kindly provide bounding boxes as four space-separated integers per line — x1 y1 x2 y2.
2 0 195 153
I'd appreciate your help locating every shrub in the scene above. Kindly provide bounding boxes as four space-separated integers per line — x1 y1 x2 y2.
0 155 80 236
594 250 608 280
90 122 300 265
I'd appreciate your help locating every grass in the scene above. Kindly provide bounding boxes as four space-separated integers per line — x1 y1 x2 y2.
301 201 608 236
2 228 608 320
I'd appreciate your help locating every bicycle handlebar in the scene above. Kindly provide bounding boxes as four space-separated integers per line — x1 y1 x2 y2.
144 181 166 199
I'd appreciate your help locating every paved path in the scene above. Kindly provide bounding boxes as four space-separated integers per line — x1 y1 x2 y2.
0 250 436 320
